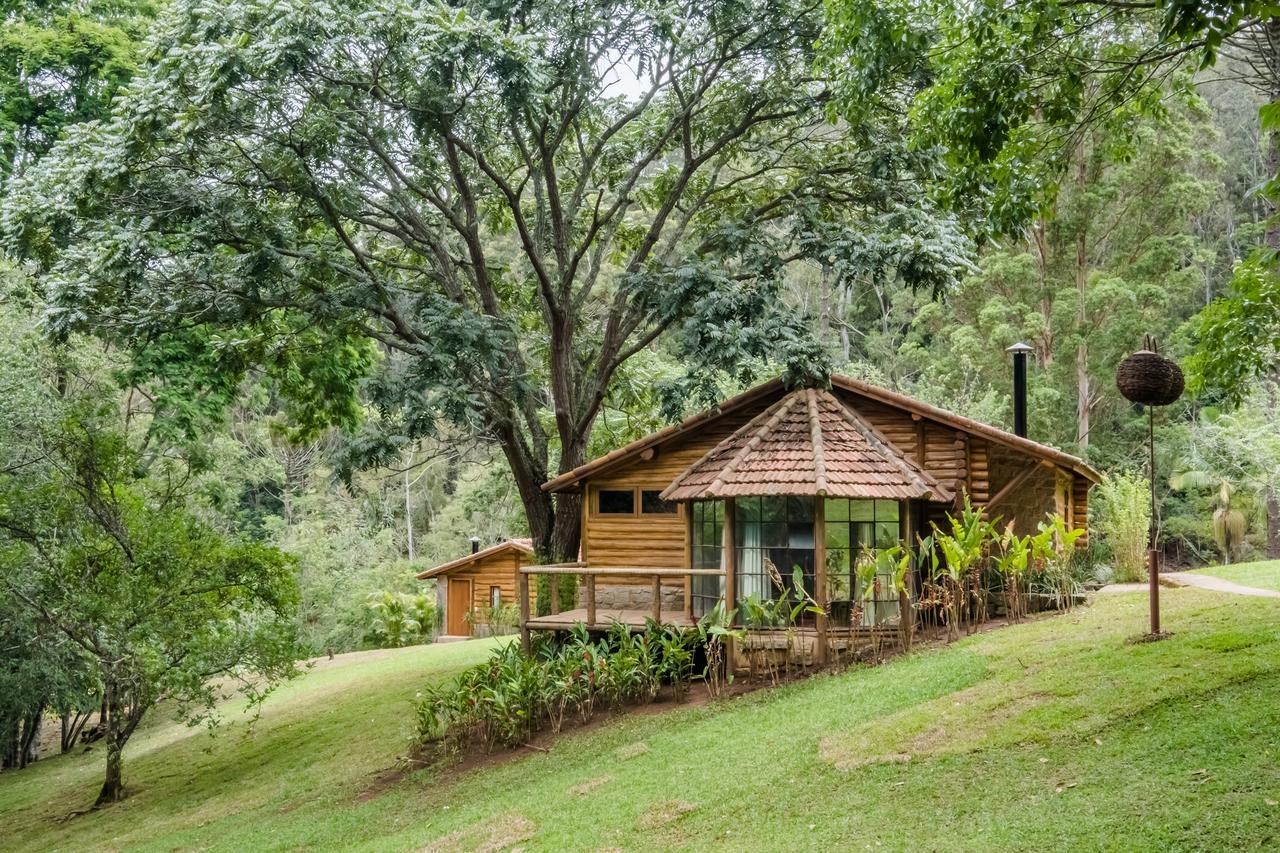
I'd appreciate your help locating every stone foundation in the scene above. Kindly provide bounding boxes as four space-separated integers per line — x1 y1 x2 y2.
579 583 686 613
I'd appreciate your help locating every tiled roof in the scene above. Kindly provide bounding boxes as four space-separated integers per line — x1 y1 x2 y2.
542 374 1100 494
660 388 947 502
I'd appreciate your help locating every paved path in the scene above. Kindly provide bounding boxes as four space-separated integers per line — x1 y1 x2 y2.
1164 571 1280 599
1098 574 1280 599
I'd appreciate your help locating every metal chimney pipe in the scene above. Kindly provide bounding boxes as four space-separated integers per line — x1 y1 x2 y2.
1006 342 1033 438
469 536 481 554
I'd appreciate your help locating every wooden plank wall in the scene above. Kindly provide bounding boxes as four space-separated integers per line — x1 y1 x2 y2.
580 408 760 586
575 386 1093 582
448 552 520 614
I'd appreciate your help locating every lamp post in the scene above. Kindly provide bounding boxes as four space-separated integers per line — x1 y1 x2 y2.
1115 334 1184 636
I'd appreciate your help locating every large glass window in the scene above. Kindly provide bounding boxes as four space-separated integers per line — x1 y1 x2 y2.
734 496 816 617
690 501 725 616
824 499 902 626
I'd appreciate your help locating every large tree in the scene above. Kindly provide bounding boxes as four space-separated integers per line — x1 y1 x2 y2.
3 0 963 560
0 312 302 805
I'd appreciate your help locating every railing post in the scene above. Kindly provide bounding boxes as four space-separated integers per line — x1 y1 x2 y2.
651 575 662 623
518 569 531 653
550 576 560 615
586 573 596 627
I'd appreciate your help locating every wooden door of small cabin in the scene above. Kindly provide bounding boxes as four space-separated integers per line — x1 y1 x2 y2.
447 578 472 636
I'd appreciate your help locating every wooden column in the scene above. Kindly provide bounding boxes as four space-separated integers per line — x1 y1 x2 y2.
651 575 662 623
722 499 737 672
586 573 596 627
684 507 695 621
814 495 828 665
518 569 531 653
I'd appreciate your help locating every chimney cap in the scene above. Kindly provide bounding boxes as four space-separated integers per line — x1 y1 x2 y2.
1005 341 1034 355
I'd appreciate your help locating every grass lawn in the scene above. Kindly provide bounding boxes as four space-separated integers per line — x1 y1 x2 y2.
4 588 1280 851
1192 559 1280 592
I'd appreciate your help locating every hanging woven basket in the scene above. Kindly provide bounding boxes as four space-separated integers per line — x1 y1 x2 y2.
1116 349 1184 407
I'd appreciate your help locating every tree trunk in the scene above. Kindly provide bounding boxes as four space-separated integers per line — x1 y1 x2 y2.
1074 152 1091 451
1267 486 1280 560
96 684 125 806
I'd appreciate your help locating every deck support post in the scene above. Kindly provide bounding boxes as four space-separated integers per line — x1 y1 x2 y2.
723 498 736 673
651 575 662 623
550 576 560 615
814 496 828 666
586 573 597 628
684 509 695 622
518 570 531 653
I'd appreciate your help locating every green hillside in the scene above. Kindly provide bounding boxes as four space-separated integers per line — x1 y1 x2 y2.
3 588 1279 851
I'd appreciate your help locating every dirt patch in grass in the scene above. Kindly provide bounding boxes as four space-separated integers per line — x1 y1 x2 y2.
615 741 649 760
421 811 535 852
637 799 698 829
568 775 613 796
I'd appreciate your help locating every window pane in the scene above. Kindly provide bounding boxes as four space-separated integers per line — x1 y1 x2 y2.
761 497 786 522
875 500 901 522
788 522 815 549
852 522 874 549
824 498 850 522
786 496 814 522
712 501 725 522
851 500 875 522
825 523 850 550
875 521 900 549
598 489 634 514
761 522 788 548
736 497 761 522
641 490 678 514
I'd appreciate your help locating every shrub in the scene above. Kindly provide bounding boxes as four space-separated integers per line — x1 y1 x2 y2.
414 621 705 753
1093 473 1152 582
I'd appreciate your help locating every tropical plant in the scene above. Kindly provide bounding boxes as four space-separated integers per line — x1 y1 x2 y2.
1171 472 1248 563
1093 472 1152 582
929 496 993 640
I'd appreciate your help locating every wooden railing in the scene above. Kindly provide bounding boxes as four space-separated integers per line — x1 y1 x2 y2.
516 563 723 650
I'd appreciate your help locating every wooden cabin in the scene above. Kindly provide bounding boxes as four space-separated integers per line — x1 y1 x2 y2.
522 374 1100 654
416 539 532 638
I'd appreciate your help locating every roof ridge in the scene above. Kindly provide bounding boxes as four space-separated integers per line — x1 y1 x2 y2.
823 390 942 500
806 389 829 496
705 392 800 497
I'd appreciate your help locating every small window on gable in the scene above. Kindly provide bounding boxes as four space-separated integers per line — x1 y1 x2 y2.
597 489 635 514
490 586 501 607
641 490 678 514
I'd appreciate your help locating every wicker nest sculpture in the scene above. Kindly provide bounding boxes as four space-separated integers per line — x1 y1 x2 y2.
1116 338 1184 407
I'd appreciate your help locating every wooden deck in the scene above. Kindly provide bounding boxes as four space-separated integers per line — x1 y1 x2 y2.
524 607 696 632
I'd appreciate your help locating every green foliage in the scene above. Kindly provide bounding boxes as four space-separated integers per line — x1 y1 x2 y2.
1188 255 1280 404
0 311 302 803
1093 473 1152 582
414 622 703 751
0 0 157 176
0 0 972 557
365 591 435 647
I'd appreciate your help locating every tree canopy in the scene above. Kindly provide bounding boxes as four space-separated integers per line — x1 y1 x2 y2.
3 0 970 559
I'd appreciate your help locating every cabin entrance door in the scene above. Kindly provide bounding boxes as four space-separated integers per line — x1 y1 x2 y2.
447 578 472 636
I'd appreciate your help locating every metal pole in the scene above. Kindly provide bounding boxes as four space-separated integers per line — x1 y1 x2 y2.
1148 405 1160 635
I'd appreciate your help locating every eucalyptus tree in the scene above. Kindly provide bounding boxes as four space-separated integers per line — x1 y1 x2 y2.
4 0 964 559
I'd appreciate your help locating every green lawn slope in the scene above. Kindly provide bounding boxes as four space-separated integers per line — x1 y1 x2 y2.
1192 559 1280 592
3 589 1279 851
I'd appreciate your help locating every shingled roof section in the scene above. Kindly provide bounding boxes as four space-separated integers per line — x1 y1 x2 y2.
660 388 948 502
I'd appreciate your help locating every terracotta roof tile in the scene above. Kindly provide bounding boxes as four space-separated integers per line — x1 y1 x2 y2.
660 388 948 502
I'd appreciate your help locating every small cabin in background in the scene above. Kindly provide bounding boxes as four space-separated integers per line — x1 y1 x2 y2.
416 539 533 638
523 373 1100 659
